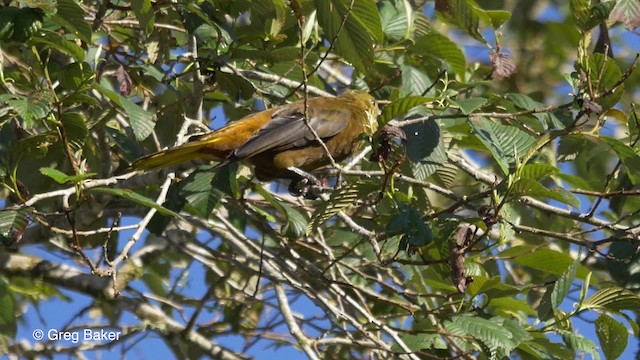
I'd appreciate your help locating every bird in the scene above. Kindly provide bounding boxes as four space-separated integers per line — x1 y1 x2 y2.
131 90 378 195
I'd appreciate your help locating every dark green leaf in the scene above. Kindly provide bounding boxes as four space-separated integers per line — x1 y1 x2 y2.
468 116 535 175
595 314 628 360
551 255 580 311
31 31 85 61
409 33 466 77
132 0 155 33
597 136 640 185
89 187 182 218
52 0 92 42
380 96 430 124
0 279 16 337
435 0 486 43
61 112 88 149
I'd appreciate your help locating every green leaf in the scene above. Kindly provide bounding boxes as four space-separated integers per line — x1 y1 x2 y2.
451 97 487 115
57 62 94 91
405 117 443 162
379 0 413 40
61 112 88 149
280 203 308 239
513 249 590 279
506 93 563 129
597 136 640 185
52 0 92 42
95 85 156 141
308 183 377 234
468 116 535 175
511 178 581 209
132 0 155 33
582 1 617 31
39 167 70 184
315 0 382 72
585 53 624 111
380 96 430 124
444 315 529 356
570 0 592 32
582 287 640 312
551 254 580 310
11 7 44 42
518 163 559 181
484 10 511 29
392 334 447 352
89 187 182 219
595 314 628 360
0 93 51 129
31 31 85 61
435 0 486 43
387 205 432 247
400 63 432 96
0 208 30 240
561 330 601 360
0 278 16 337
409 33 466 77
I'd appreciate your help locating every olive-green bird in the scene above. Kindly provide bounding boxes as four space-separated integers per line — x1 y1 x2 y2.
131 90 378 188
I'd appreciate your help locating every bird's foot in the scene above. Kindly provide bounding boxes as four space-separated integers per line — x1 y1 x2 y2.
287 167 328 199
288 178 329 199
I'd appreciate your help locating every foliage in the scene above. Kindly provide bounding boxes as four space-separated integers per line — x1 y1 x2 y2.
0 0 639 358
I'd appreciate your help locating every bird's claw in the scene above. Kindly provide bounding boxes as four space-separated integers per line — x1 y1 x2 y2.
288 177 328 200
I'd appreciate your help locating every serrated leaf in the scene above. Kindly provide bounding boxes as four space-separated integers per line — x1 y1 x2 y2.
57 62 94 90
132 0 155 33
61 112 88 149
451 97 487 115
96 85 156 141
485 10 511 28
380 96 430 124
308 183 377 234
511 178 581 209
30 31 85 61
400 63 432 96
468 117 535 175
405 116 444 165
409 33 466 77
610 0 640 30
379 0 413 40
280 203 308 239
392 333 447 352
1 93 51 129
89 187 181 218
561 330 601 360
582 287 640 312
595 314 628 360
0 279 16 337
0 208 30 239
585 53 624 111
435 0 486 43
513 249 590 278
551 255 580 311
52 0 91 42
315 0 382 72
444 315 524 356
518 163 559 181
597 136 640 185
387 205 432 246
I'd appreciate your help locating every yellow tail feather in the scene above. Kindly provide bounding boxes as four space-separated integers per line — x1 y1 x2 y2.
131 139 224 171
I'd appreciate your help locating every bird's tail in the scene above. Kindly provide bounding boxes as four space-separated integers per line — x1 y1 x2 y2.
130 139 224 171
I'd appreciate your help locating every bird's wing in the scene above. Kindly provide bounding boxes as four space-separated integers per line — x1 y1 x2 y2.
232 105 351 159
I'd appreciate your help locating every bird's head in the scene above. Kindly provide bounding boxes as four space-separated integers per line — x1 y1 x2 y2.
339 90 379 135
